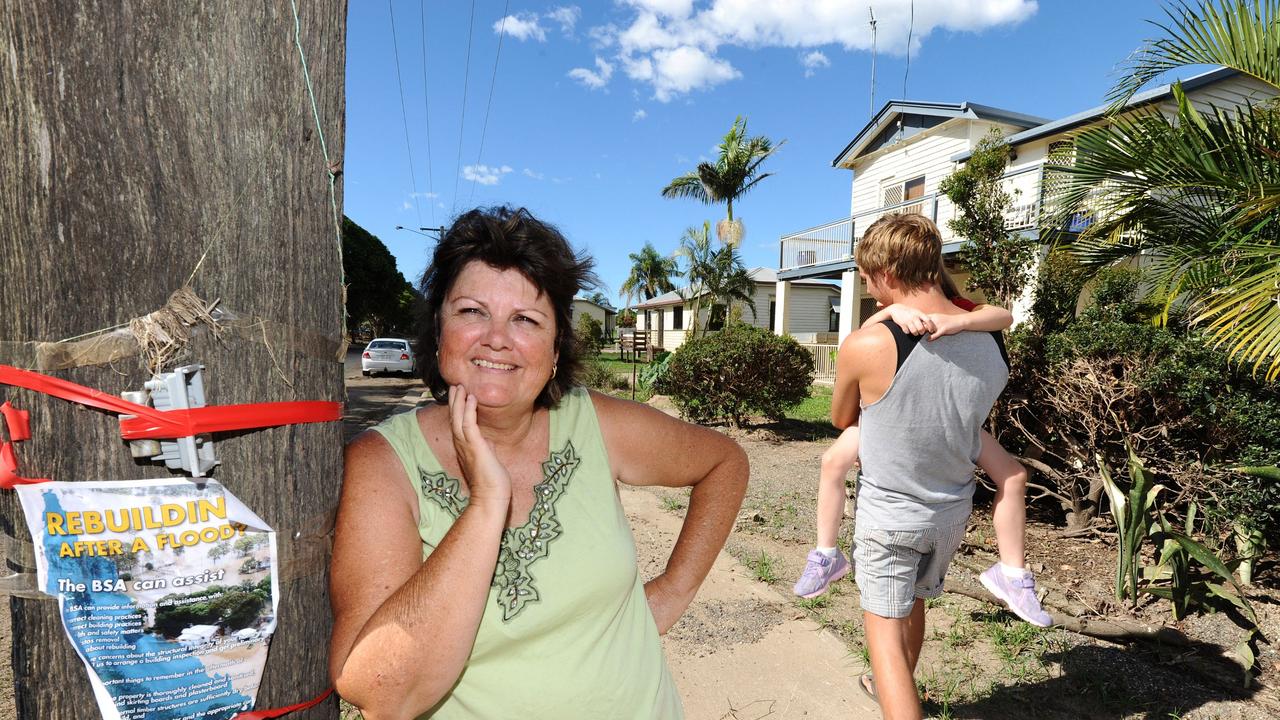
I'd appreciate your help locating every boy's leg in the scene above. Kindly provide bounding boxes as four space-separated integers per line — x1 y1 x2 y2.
977 431 1026 568
817 426 859 548
865 603 925 720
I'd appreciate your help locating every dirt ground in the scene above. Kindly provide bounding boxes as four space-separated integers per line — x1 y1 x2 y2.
652 419 1280 720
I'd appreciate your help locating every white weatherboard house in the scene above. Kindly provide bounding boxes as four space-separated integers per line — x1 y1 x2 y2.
633 267 839 352
773 66 1278 347
570 297 617 340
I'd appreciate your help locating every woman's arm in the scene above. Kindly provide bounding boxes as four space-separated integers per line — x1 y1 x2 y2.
329 388 510 718
591 391 748 634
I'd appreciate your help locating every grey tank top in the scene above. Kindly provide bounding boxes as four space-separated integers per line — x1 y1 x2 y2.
855 321 1009 530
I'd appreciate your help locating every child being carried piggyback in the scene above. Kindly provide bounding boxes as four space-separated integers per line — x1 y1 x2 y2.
792 264 1051 628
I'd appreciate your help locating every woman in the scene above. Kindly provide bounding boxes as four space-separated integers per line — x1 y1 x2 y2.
329 207 748 719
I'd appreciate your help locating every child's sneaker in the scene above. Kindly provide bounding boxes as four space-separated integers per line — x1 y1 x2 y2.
979 564 1052 627
792 549 850 598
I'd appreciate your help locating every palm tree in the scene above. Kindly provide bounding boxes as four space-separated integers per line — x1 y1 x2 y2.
662 116 784 244
619 242 678 307
1046 0 1280 379
676 222 757 337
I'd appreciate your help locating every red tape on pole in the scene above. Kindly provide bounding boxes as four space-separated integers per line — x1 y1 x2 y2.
0 364 340 439
0 441 49 488
0 401 32 441
231 687 334 719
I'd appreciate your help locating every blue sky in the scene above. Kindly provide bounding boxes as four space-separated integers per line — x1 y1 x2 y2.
343 0 1181 305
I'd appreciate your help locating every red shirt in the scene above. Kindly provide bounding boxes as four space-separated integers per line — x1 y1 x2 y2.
950 297 977 312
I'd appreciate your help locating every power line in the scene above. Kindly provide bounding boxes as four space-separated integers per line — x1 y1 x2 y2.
420 0 436 225
388 0 424 225
468 0 511 205
451 0 477 212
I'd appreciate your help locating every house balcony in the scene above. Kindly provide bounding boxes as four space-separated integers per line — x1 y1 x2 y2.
779 166 1046 276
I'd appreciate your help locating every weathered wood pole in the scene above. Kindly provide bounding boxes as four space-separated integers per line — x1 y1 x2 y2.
0 2 346 718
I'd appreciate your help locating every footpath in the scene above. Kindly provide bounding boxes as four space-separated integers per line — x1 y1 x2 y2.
377 386 878 719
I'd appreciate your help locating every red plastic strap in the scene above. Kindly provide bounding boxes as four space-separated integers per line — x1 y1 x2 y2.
0 364 340 440
232 687 333 719
0 441 49 489
0 401 31 441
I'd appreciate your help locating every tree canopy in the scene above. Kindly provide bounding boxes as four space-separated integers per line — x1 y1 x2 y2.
342 216 418 337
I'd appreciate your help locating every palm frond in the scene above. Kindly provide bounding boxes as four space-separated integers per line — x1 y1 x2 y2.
1110 0 1280 110
661 173 711 203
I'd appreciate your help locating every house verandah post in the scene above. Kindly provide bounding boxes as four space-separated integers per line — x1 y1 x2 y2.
773 280 792 336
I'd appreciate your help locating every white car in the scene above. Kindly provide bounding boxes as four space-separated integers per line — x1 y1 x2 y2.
361 338 417 376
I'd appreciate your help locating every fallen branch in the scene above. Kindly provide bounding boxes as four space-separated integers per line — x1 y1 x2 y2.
942 577 1190 646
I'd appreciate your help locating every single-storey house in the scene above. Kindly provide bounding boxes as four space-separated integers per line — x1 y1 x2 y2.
570 297 617 340
633 267 839 352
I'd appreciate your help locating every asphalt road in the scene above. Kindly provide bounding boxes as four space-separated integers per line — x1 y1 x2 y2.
342 348 426 442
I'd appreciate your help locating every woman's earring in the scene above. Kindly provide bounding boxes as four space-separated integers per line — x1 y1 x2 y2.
551 364 557 380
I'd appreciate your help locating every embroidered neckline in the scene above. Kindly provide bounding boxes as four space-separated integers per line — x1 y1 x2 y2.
418 440 581 622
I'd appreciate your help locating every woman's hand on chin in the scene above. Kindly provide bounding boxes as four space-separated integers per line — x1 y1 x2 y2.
448 384 512 512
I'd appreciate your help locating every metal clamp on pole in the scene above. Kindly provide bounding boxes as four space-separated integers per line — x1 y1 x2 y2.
120 364 219 477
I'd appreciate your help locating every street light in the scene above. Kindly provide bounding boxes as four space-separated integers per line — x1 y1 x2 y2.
395 225 446 239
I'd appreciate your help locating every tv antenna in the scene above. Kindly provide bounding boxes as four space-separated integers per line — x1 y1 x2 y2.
868 6 877 117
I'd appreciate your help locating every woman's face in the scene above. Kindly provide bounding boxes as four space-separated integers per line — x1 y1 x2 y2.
437 261 558 411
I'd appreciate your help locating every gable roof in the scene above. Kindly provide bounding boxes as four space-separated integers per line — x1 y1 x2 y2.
832 101 1048 168
952 66 1242 162
573 297 617 314
633 267 837 309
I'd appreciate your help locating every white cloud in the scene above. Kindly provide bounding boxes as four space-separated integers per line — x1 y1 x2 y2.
495 13 546 41
646 46 740 102
463 164 514 185
410 191 439 199
574 0 1037 100
633 108 648 121
801 50 829 77
402 201 412 210
523 168 545 180
621 0 695 18
548 6 581 35
568 56 614 89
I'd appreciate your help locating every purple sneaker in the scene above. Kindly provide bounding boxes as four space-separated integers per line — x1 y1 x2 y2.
793 549 850 598
979 564 1052 627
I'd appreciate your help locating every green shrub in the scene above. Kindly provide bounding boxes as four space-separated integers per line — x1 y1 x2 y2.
577 357 613 391
575 314 604 355
657 324 813 426
637 351 672 389
1003 265 1280 544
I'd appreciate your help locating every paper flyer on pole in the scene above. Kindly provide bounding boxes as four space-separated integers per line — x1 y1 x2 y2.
16 479 279 720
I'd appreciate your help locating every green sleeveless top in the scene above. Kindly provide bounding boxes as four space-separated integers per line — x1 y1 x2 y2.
372 386 684 719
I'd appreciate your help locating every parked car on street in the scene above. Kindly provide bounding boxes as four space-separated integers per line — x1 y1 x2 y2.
361 338 417 376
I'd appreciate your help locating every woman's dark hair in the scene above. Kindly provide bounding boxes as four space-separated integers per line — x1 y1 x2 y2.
416 206 599 408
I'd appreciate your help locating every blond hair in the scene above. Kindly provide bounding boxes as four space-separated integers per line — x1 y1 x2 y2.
855 213 943 292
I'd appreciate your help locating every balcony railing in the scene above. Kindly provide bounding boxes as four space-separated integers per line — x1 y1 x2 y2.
780 166 1046 272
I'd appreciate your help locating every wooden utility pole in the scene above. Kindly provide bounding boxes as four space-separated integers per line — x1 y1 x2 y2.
0 2 346 718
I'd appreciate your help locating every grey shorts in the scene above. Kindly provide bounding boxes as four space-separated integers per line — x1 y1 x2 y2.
853 522 967 619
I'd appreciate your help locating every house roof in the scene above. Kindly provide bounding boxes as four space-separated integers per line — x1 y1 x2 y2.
832 101 1048 168
952 66 1241 162
573 297 617 314
633 267 837 308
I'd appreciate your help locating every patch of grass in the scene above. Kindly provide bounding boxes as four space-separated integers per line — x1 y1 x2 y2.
796 594 831 610
784 384 833 424
745 551 780 584
977 612 1054 683
660 495 687 512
